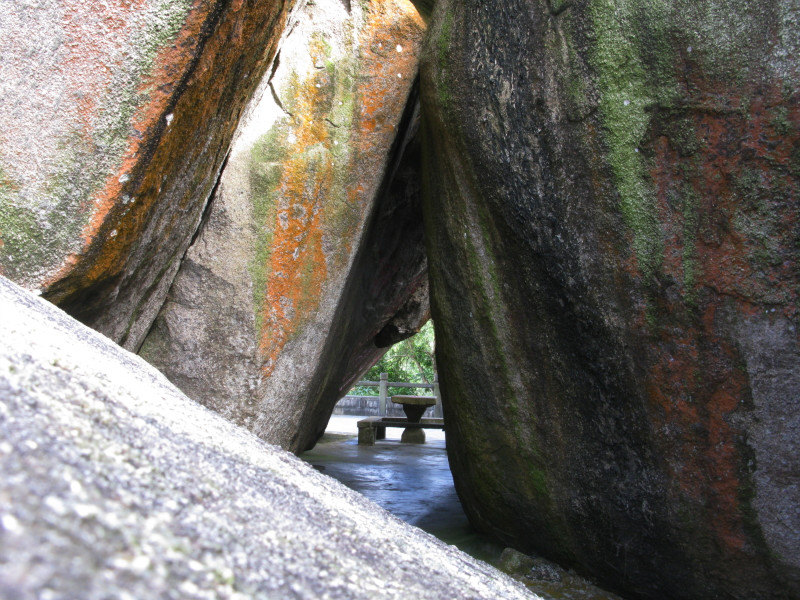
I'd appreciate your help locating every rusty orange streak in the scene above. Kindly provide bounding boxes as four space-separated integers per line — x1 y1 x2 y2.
43 0 211 288
257 0 425 376
644 73 800 556
258 60 332 376
80 1 209 249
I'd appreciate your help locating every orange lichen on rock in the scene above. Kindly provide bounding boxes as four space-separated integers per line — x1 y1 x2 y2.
78 2 208 248
327 0 424 268
34 0 295 349
646 322 750 553
47 0 225 288
59 0 148 133
259 65 333 375
256 0 424 376
67 1 229 293
352 0 424 164
44 0 192 285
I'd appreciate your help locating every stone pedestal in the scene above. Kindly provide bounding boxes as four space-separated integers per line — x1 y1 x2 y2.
391 395 436 444
400 427 426 444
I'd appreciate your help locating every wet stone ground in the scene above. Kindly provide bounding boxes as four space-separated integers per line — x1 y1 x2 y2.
301 422 625 600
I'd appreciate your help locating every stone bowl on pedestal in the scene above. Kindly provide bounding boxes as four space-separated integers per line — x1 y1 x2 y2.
391 395 437 443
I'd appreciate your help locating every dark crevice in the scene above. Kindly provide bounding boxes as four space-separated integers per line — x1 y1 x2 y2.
547 0 572 16
190 151 229 247
119 253 182 351
408 0 434 21
132 150 231 351
270 79 293 117
268 51 294 117
297 76 428 451
268 48 282 84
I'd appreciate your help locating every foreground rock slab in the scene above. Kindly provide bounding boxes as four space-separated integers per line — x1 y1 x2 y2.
0 276 533 600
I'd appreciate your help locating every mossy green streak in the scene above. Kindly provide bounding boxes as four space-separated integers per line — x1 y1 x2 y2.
319 39 359 271
0 162 86 285
588 0 663 282
681 183 700 305
249 126 286 334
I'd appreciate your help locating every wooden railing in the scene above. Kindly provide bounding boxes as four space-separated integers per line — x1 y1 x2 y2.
351 372 442 419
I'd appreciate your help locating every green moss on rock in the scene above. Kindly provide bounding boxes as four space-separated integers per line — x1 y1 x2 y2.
588 0 664 282
0 163 85 285
319 44 358 264
436 10 453 110
0 0 192 290
681 183 700 304
248 125 287 334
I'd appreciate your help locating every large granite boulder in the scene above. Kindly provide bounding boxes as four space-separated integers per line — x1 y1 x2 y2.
0 274 533 600
420 1 799 599
139 0 429 451
0 0 297 350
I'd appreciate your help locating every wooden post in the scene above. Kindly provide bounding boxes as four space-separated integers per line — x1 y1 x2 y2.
379 372 388 417
433 372 443 419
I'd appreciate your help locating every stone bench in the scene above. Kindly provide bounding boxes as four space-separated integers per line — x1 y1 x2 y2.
357 417 445 445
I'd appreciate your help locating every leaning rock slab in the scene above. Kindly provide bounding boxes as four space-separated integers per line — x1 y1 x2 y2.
0 0 297 350
140 0 428 451
0 274 533 600
420 1 799 599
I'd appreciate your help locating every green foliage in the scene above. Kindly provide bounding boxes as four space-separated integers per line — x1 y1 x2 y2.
351 321 435 396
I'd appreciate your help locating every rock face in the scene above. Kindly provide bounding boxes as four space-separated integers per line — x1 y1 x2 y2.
0 274 534 600
408 0 434 20
0 0 297 350
139 0 428 451
420 1 800 599
4 1 799 598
